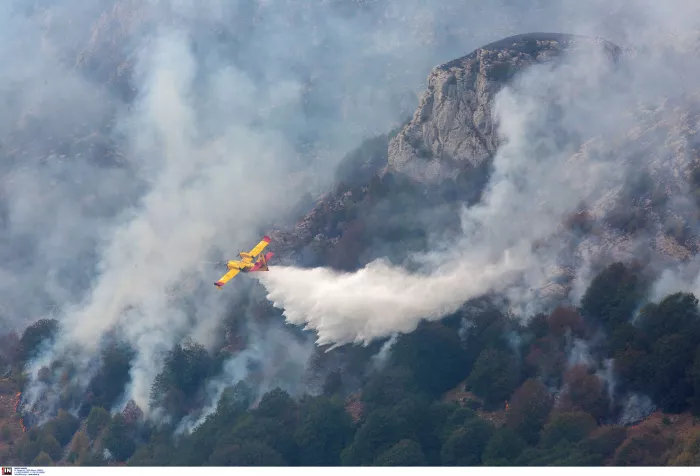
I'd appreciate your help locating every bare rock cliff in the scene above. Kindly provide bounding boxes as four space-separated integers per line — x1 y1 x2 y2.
387 33 621 183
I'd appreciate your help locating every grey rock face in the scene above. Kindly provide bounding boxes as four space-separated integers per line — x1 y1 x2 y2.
387 33 621 183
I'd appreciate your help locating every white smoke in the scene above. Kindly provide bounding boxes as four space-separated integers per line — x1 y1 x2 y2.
8 0 700 426
370 334 399 371
22 28 315 414
619 393 656 425
568 338 594 369
259 44 635 347
175 319 314 435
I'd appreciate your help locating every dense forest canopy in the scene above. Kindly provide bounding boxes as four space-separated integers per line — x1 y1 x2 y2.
4 107 700 466
3 259 700 466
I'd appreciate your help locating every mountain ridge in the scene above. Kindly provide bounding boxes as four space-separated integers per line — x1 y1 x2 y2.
3 6 700 463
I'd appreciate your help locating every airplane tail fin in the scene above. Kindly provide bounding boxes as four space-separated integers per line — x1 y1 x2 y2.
250 252 274 272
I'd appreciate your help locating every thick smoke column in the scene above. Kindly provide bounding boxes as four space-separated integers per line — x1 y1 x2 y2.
23 29 314 413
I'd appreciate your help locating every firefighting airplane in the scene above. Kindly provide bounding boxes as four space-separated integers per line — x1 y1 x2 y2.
214 235 274 289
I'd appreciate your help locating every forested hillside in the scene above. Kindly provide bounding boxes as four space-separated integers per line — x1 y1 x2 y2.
2 260 700 466
3 1 700 468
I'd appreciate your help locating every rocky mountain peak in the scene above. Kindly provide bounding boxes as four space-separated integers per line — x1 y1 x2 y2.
387 33 622 184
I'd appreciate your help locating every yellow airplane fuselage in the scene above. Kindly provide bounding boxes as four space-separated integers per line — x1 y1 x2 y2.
227 259 253 270
214 235 273 288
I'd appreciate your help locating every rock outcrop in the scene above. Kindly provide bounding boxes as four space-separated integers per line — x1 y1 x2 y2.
387 33 622 183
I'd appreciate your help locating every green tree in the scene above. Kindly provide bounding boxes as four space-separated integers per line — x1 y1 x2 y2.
362 366 420 410
12 431 62 464
613 346 650 392
688 349 700 416
341 409 407 465
255 388 297 426
440 418 494 466
482 428 527 465
218 381 254 415
19 319 60 362
103 414 136 462
388 322 469 397
16 431 42 463
208 440 286 466
294 397 354 466
580 426 628 460
86 342 135 413
127 431 177 466
505 379 553 444
648 333 695 413
31 451 53 466
636 293 700 340
516 441 601 466
67 430 90 465
173 382 253 465
374 439 427 466
322 369 343 397
459 304 513 364
466 348 521 409
86 406 111 440
580 262 642 333
541 411 597 448
441 407 478 439
525 313 550 340
385 397 452 465
608 323 645 356
215 414 298 465
423 402 457 463
46 409 80 446
149 339 221 420
524 336 566 387
39 433 62 462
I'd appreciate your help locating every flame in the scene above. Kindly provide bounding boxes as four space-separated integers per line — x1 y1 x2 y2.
13 392 26 433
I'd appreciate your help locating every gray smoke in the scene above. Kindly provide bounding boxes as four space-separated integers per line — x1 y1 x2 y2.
5 0 700 424
260 2 700 348
260 40 644 345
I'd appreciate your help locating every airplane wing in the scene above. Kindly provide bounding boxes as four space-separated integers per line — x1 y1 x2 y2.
246 235 271 258
214 268 241 288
